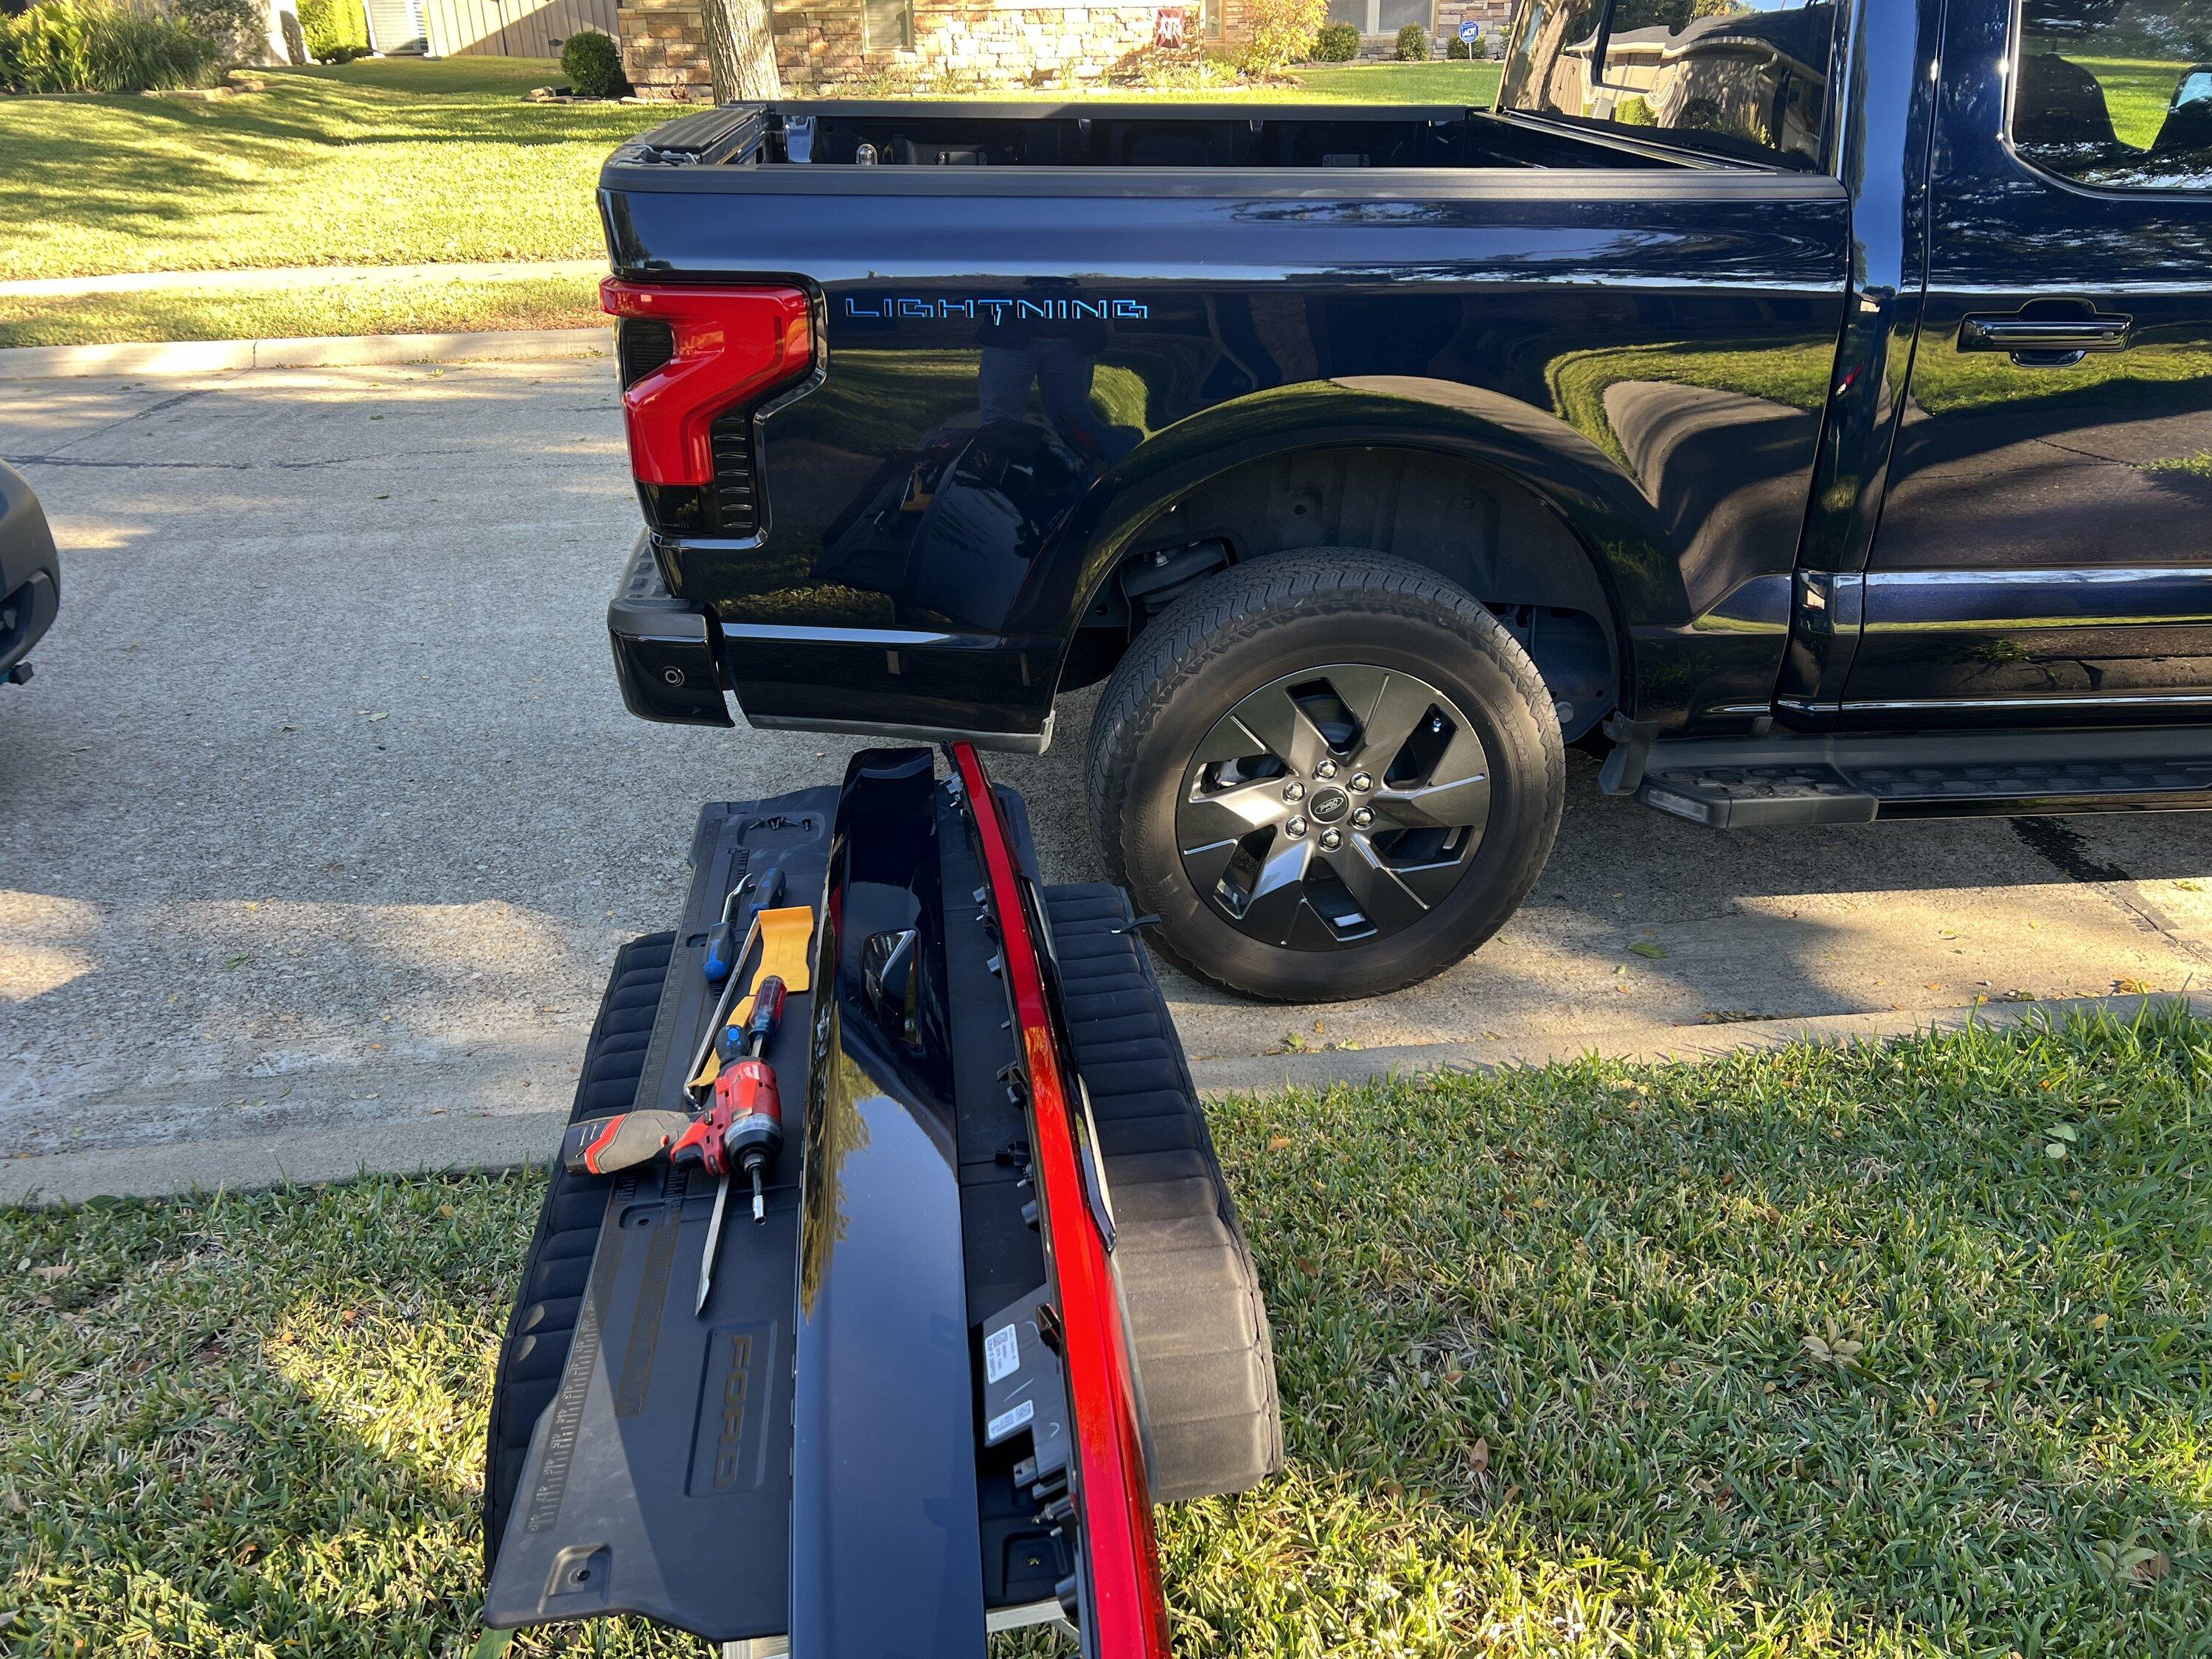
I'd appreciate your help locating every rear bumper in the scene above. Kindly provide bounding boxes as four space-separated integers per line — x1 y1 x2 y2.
608 533 1053 750
607 534 732 726
0 464 59 681
0 571 57 681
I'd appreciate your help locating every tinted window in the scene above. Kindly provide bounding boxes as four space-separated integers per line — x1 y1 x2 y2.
1498 0 1836 169
2012 0 2212 189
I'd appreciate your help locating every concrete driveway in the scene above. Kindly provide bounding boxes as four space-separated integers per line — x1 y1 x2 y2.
4 357 2209 1200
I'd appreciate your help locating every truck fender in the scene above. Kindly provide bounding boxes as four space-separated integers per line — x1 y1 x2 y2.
1018 377 1686 709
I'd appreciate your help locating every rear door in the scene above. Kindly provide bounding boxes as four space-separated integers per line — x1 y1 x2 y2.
1844 0 2212 719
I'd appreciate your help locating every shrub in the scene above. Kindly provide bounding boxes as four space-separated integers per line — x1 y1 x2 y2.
560 25 623 97
1237 0 1323 74
1120 46 1245 90
296 0 366 61
1446 32 1471 57
90 0 220 82
1311 21 1358 60
0 1 94 90
1394 21 1428 58
0 0 218 91
176 0 260 60
1615 93 1655 125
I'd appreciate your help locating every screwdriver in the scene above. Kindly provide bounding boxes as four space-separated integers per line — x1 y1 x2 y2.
678 976 787 1312
704 868 783 984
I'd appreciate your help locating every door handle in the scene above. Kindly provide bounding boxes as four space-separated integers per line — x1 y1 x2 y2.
1958 307 2133 366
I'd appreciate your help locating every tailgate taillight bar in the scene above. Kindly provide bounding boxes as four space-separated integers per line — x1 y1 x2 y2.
950 742 1173 1659
599 279 810 487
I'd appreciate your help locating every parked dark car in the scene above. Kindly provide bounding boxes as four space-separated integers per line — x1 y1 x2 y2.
594 0 2212 1002
0 461 58 692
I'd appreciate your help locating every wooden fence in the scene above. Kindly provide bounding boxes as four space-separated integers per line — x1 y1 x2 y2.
363 0 619 58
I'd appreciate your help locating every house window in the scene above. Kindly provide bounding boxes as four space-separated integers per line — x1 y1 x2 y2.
864 0 911 52
1328 0 1431 33
1202 0 1222 38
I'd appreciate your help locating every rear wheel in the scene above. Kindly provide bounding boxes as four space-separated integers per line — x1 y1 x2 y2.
1086 552 1565 1002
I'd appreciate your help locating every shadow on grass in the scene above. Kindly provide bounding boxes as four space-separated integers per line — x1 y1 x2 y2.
0 1172 692 1656
0 76 662 277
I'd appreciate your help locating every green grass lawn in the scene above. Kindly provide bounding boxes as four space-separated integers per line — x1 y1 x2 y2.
0 57 1495 288
0 56 1495 343
1287 60 1500 104
4 1007 2207 1655
2079 55 2194 150
0 58 663 283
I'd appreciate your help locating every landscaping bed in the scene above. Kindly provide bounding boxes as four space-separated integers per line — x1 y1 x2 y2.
2 1008 2205 1655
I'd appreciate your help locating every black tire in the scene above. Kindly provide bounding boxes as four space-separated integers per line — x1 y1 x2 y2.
481 931 674 1573
1086 552 1565 1002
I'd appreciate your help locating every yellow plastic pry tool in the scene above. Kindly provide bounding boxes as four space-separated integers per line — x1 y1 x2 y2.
689 904 814 1091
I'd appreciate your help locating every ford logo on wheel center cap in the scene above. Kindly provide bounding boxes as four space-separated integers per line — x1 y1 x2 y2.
1310 787 1351 824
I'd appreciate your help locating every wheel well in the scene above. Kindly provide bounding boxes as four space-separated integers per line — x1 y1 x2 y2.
1062 445 1621 740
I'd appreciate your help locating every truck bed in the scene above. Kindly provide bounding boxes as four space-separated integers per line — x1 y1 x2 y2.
611 99 1717 175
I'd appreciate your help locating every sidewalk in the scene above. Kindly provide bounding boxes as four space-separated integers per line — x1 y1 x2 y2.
0 259 608 301
0 327 607 379
6 990 2201 1204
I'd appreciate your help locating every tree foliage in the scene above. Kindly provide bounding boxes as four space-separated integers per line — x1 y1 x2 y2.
1239 0 1324 74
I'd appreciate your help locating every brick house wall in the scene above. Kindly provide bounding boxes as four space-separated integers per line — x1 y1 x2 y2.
623 0 1504 98
777 0 1169 90
622 0 710 97
1433 0 1511 53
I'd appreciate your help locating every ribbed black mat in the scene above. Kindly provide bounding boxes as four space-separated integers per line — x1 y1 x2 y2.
481 930 675 1569
1043 884 1284 1504
483 877 1284 1573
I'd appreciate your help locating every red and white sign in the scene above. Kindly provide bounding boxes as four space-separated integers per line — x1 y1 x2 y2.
1153 6 1186 48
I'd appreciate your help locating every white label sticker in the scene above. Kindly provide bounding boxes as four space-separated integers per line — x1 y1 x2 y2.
985 1398 1034 1444
984 1322 1020 1384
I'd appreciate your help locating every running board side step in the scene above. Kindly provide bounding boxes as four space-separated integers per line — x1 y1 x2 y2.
1635 725 2212 830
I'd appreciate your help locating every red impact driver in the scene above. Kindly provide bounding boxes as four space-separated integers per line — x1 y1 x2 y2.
677 975 787 1312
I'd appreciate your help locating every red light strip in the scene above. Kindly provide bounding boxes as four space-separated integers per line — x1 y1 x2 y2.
949 742 1172 1659
599 279 810 487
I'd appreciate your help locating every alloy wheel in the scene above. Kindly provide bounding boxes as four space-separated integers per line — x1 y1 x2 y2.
1174 664 1492 950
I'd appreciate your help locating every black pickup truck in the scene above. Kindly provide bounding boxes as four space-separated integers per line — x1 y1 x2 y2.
597 0 2212 1002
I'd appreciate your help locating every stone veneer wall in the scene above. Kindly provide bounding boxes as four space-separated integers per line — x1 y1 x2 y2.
1430 0 1513 53
622 0 1504 100
782 0 1184 89
621 0 712 100
624 0 1254 97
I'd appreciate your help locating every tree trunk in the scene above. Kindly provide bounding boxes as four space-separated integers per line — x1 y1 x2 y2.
701 0 782 100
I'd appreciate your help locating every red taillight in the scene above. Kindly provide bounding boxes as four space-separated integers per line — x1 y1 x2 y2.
950 742 1174 1659
599 279 811 487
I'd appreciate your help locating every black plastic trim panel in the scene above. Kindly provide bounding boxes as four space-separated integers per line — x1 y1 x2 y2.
607 533 732 726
